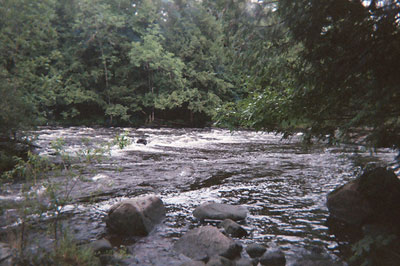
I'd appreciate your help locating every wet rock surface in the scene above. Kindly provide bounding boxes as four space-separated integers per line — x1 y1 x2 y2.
221 219 248 238
174 226 242 261
234 257 254 266
182 260 206 266
0 242 11 265
106 195 166 236
259 249 286 266
123 234 192 265
193 202 248 221
206 255 234 266
245 243 266 258
89 238 112 254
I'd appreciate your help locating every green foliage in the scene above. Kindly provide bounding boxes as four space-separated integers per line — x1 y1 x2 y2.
163 0 235 122
213 1 305 134
214 0 399 149
113 132 132 150
12 231 100 265
350 233 398 266
75 137 111 163
276 0 400 148
0 0 59 136
49 232 100 266
105 104 130 122
129 23 186 122
0 0 246 128
1 152 52 183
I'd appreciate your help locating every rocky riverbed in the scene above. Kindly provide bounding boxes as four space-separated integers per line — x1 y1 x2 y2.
0 127 398 265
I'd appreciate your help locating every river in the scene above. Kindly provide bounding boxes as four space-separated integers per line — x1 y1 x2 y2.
0 127 397 265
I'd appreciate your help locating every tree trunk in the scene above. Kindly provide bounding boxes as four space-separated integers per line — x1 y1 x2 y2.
190 110 194 125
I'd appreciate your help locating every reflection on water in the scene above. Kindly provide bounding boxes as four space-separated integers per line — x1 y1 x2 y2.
1 127 397 264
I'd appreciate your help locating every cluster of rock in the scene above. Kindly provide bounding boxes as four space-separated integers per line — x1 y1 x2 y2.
100 197 286 266
79 166 400 266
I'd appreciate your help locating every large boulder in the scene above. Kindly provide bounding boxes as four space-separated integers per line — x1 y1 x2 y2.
106 195 166 236
358 167 400 221
326 179 373 226
174 226 242 262
327 167 400 228
193 202 248 221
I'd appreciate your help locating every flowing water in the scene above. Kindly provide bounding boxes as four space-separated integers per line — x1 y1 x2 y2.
0 127 398 265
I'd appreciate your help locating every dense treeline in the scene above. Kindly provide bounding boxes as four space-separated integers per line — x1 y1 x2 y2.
217 0 400 149
1 0 399 171
0 0 242 133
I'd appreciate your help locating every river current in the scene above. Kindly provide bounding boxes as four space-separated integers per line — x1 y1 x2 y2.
0 127 397 265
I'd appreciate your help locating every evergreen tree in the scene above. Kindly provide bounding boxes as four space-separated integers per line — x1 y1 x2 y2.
161 0 234 124
129 23 185 123
276 0 400 147
0 0 59 135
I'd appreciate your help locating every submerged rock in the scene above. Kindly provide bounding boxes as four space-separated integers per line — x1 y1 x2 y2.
245 243 266 258
122 234 193 265
221 219 248 238
234 257 254 266
206 256 234 266
90 239 112 254
193 202 248 221
106 195 166 236
0 242 12 265
136 138 147 145
181 260 206 266
293 247 345 266
259 249 286 266
174 226 242 262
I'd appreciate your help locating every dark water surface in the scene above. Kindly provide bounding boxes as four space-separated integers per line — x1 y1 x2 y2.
0 127 397 265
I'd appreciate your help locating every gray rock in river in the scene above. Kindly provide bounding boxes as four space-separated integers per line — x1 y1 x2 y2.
259 249 286 266
0 242 12 265
221 219 248 238
193 202 248 221
181 260 206 266
89 238 112 254
174 226 242 261
245 243 266 258
206 255 234 266
234 257 255 266
106 195 166 236
136 138 147 145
